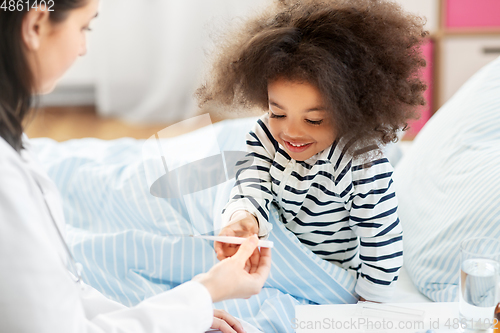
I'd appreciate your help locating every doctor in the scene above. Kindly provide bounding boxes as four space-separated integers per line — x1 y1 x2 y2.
0 1 271 332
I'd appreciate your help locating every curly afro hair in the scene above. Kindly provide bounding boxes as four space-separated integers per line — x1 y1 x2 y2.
196 0 429 153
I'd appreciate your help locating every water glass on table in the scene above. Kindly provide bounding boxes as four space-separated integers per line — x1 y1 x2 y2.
459 237 500 332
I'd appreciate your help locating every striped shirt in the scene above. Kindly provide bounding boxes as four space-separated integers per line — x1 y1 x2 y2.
222 113 403 301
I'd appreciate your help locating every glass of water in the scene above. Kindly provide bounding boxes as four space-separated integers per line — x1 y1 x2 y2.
459 237 500 331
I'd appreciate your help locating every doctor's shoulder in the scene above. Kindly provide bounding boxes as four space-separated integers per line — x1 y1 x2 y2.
0 136 34 188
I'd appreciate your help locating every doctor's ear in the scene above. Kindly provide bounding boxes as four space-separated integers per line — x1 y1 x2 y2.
22 8 51 51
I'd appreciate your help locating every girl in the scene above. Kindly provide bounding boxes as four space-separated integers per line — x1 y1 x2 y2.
0 1 270 332
198 0 428 302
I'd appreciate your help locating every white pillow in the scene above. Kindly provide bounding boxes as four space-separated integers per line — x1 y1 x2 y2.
394 56 500 302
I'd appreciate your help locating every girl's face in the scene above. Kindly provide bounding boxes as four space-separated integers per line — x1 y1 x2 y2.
267 79 336 161
26 0 99 94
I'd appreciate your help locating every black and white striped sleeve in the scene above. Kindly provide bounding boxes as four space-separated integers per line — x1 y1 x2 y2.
346 157 403 301
221 117 276 237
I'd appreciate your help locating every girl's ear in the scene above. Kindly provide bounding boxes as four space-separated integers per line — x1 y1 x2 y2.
22 9 51 51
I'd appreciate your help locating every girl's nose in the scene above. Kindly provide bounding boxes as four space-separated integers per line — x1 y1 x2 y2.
283 122 303 138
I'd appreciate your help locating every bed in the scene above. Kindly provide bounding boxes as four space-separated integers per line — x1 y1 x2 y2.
29 116 420 333
32 56 500 332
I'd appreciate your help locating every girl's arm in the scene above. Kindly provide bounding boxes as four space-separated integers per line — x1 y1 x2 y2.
220 115 277 238
347 156 403 302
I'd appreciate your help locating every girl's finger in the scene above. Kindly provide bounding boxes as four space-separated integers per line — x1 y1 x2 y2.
222 243 239 258
214 241 222 254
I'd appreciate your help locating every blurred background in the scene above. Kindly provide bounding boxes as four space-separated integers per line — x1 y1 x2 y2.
25 0 500 141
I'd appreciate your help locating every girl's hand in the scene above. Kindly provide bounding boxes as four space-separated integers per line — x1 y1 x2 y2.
194 235 272 303
215 210 259 261
211 309 245 333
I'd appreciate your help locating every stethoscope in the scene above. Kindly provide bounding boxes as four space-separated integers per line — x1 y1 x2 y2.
35 181 84 286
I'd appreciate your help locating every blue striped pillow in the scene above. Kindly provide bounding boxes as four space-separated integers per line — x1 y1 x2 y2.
393 56 500 302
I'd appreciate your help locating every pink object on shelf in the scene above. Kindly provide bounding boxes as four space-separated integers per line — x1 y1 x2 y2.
404 40 433 139
446 0 500 28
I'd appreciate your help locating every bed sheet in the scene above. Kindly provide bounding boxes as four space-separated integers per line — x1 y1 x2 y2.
32 117 366 333
32 116 429 332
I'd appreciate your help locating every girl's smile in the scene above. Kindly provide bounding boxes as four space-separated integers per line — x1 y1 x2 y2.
283 140 312 153
267 79 336 161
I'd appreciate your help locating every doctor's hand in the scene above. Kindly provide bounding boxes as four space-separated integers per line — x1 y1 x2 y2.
211 309 245 333
215 210 259 261
194 234 271 303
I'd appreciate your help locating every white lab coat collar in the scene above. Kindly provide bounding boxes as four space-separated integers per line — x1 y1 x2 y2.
20 134 67 238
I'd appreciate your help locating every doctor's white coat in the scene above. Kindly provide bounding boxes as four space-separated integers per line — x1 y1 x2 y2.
0 135 214 333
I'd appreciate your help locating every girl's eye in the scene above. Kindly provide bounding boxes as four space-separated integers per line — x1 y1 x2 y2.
269 112 285 119
306 119 323 125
